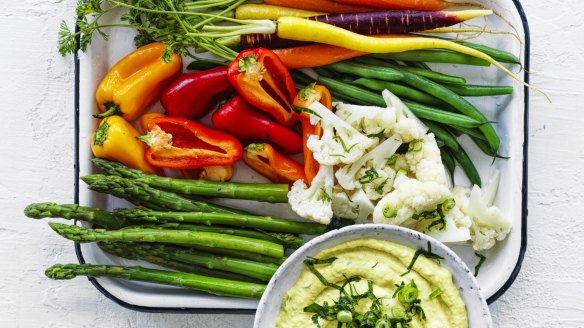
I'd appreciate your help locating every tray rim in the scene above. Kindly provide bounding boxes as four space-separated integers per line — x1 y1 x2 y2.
72 0 530 313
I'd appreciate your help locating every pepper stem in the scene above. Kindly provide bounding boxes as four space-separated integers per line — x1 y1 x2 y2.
94 102 122 118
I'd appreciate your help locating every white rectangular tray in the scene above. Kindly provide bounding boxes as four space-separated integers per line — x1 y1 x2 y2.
73 0 530 312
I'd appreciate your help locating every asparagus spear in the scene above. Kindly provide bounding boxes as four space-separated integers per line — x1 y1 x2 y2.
48 222 284 258
98 242 257 282
189 245 288 265
110 243 278 282
113 208 329 235
24 202 123 229
81 174 247 215
46 264 266 299
92 158 289 203
97 242 256 282
140 223 304 248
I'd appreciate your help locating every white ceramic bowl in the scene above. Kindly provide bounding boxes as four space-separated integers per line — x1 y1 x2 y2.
254 225 492 328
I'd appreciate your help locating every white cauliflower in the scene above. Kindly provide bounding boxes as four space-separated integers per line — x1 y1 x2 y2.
334 103 396 142
423 203 472 244
382 90 427 143
405 133 449 186
305 102 376 165
453 171 511 251
288 164 335 224
335 135 403 200
372 174 452 226
332 187 375 224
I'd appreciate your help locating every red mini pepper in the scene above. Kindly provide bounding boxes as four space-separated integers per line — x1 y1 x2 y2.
227 48 298 127
212 95 303 154
293 83 333 185
139 117 242 169
161 66 233 120
243 143 306 184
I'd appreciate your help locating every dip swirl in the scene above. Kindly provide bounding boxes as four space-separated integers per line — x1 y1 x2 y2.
276 238 468 327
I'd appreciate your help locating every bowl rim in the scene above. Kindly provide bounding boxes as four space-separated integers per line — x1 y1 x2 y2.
254 224 492 327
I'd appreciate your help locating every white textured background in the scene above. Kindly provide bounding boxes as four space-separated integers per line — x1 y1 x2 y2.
0 0 582 327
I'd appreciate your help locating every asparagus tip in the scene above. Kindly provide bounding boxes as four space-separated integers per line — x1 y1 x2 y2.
24 202 57 218
45 264 79 280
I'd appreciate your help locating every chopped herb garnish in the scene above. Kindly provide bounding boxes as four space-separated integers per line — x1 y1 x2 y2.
401 242 444 276
292 104 322 118
386 154 399 167
319 188 332 203
359 167 380 184
429 287 443 300
333 135 358 153
474 252 487 277
371 262 379 269
408 139 424 152
367 129 386 139
374 178 390 194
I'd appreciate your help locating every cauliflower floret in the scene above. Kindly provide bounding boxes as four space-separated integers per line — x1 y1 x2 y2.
405 133 448 186
453 184 511 251
334 103 396 142
373 177 452 226
335 135 403 200
424 204 472 244
332 187 374 224
288 164 334 224
305 102 376 165
382 89 428 143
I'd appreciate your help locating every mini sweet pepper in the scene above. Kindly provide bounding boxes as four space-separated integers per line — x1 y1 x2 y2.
243 143 306 185
293 83 333 185
161 66 233 120
95 42 182 121
91 116 157 174
139 117 242 169
227 48 297 126
212 95 303 154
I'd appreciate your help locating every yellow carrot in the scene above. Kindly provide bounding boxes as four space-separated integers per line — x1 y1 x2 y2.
235 4 326 20
276 16 546 98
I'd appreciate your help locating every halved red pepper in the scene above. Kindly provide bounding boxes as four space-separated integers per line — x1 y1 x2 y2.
293 83 333 185
139 117 242 169
161 66 233 120
212 95 303 154
243 143 306 184
227 48 298 127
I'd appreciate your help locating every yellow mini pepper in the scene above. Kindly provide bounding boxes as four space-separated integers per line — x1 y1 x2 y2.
91 116 157 174
95 42 182 121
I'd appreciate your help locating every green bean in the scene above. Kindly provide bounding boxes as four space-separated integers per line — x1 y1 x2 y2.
449 126 487 141
435 139 445 148
421 120 459 151
471 136 510 160
313 67 337 78
406 61 431 70
444 84 514 97
456 40 521 64
290 70 315 86
451 144 482 187
352 78 447 108
316 77 386 107
440 147 456 185
370 50 490 66
366 61 501 151
403 101 485 128
326 62 404 81
355 57 466 85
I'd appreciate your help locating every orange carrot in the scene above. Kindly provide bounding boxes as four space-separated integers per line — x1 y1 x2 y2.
264 0 375 14
334 0 471 10
273 44 367 69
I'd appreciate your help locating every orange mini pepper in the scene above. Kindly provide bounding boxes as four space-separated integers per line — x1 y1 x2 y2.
243 143 306 184
95 42 182 121
91 116 157 174
139 117 242 169
293 83 333 185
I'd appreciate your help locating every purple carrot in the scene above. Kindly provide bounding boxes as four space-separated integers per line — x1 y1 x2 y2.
241 9 492 49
